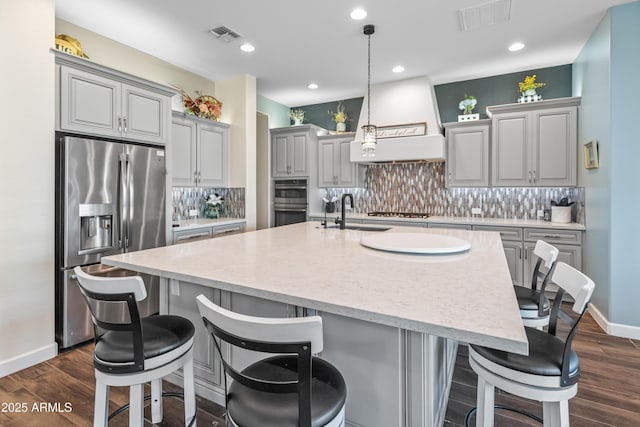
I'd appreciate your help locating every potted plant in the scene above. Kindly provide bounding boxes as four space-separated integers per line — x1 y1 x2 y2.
458 94 477 115
518 75 546 96
329 101 348 132
290 108 305 125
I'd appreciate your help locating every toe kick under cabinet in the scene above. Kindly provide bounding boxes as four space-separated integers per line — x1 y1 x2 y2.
473 225 582 291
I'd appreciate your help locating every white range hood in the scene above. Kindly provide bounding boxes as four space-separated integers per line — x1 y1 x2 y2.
350 76 445 163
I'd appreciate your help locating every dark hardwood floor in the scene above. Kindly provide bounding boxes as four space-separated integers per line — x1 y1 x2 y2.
1 312 638 426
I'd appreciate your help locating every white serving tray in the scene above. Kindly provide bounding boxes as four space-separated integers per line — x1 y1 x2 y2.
360 232 471 254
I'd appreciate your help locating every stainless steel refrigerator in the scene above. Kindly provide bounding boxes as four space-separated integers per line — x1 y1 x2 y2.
55 135 166 349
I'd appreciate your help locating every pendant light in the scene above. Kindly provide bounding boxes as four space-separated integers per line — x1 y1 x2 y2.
362 24 377 157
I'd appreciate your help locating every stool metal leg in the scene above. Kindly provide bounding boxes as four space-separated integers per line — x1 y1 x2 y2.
476 376 495 427
151 378 163 424
183 349 197 427
94 379 109 427
129 383 144 427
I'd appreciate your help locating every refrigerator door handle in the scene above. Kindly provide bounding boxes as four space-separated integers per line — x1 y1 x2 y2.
119 153 130 249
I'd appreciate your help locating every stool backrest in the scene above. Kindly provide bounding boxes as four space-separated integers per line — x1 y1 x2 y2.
530 240 560 291
196 294 323 427
546 262 595 386
73 266 147 373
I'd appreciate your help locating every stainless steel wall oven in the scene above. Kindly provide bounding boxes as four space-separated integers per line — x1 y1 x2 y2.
273 179 308 227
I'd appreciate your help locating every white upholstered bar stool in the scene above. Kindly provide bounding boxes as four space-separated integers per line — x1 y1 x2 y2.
196 294 347 427
515 240 559 328
74 266 197 427
469 262 595 427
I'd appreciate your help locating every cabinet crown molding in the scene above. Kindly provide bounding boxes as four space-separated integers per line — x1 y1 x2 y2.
486 96 581 117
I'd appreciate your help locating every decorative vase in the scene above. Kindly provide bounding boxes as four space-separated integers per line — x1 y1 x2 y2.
205 206 219 218
293 118 302 126
336 122 346 132
524 89 537 96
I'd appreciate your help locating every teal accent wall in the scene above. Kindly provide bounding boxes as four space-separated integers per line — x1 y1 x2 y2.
573 0 640 328
434 65 573 123
573 12 612 322
609 1 640 327
257 95 290 129
292 97 363 132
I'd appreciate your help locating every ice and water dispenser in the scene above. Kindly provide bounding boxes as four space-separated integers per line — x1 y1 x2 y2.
79 203 113 252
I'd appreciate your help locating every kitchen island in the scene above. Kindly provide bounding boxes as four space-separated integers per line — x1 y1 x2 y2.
103 222 527 427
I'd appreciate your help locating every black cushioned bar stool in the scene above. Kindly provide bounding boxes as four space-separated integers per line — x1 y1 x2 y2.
469 262 595 427
74 266 197 427
196 294 347 427
515 240 559 328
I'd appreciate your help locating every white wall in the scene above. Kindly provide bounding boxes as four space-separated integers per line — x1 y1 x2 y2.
216 75 257 230
0 0 57 375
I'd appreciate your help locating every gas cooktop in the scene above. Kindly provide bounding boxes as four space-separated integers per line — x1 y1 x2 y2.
367 211 430 219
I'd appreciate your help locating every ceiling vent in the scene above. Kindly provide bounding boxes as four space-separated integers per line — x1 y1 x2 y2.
458 0 512 32
208 25 242 42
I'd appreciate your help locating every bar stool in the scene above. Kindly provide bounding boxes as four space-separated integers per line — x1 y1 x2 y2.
515 240 559 328
469 262 595 427
74 266 197 427
196 294 347 427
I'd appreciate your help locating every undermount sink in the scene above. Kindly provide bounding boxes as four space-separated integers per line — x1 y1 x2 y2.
325 224 390 232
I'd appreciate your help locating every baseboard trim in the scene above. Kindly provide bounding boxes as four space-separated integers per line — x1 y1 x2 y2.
0 343 57 377
589 304 640 340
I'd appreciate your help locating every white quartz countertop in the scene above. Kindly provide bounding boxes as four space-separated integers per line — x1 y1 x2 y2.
310 212 585 230
103 222 528 355
172 217 245 231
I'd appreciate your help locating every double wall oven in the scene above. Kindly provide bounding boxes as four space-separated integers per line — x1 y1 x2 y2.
273 179 308 227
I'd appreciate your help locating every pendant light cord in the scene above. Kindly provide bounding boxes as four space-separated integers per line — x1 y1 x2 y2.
366 31 371 126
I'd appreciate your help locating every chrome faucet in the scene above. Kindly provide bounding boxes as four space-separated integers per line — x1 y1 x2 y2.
335 193 354 230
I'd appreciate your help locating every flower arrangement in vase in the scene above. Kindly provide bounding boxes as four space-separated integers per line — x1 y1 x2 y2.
328 101 348 132
290 109 305 125
518 75 545 103
458 94 479 122
180 89 222 121
205 193 224 218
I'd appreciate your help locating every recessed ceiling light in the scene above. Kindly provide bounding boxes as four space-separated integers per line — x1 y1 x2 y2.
392 65 405 73
307 83 319 89
240 43 255 52
350 8 367 20
508 42 525 52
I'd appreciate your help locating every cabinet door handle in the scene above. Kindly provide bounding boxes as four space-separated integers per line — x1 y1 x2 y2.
123 117 128 133
193 171 198 183
519 247 522 259
216 227 241 235
448 172 452 180
530 232 565 239
176 231 211 242
528 171 532 183
118 117 122 133
532 170 536 183
524 248 528 260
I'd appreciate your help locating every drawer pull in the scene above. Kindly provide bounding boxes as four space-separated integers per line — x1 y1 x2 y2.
530 232 566 239
176 231 211 241
216 227 241 234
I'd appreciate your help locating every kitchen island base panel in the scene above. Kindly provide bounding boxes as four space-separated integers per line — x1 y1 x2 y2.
161 278 457 427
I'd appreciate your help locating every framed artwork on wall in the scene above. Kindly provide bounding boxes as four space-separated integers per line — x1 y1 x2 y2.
584 141 599 169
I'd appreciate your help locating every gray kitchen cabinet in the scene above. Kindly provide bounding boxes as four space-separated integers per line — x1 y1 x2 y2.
443 120 491 187
473 224 582 289
172 221 245 245
166 280 224 389
171 112 229 187
318 134 364 187
271 125 323 178
57 54 172 145
488 97 580 187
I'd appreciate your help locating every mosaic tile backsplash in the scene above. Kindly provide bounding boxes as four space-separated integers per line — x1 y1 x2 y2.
172 187 245 221
318 162 585 223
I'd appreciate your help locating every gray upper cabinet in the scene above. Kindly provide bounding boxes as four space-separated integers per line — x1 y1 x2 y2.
318 134 363 187
171 113 229 187
488 97 580 187
271 125 323 178
444 120 491 187
56 52 173 145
